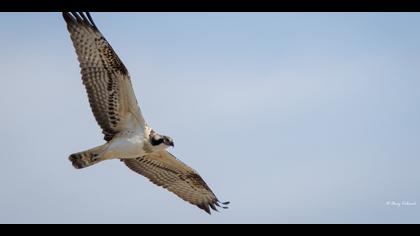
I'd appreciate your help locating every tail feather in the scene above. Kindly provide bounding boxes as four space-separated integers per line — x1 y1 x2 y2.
69 145 106 169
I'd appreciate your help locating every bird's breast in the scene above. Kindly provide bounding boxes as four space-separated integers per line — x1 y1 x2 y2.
107 131 148 159
126 134 143 145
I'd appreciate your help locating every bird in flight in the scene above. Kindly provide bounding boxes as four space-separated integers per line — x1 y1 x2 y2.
63 12 229 214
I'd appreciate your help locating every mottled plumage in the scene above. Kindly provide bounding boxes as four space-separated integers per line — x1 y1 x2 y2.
124 151 228 213
63 12 228 214
63 12 143 141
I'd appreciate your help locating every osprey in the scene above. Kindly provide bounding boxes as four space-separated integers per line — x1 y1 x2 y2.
63 12 229 214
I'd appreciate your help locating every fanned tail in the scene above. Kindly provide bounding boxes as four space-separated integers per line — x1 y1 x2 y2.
69 144 107 169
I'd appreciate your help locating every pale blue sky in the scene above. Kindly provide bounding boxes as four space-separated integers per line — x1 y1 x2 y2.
0 12 419 223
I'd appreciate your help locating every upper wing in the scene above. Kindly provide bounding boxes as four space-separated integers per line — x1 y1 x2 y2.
63 12 145 141
123 151 229 214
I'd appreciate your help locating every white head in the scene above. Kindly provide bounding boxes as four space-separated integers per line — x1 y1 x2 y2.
149 132 174 149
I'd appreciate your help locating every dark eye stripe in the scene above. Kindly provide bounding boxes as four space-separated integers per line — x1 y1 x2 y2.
151 136 164 146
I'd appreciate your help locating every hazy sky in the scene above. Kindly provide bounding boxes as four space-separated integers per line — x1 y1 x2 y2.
0 12 419 223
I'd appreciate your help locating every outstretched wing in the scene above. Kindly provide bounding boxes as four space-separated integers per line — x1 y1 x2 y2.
123 151 229 214
63 12 145 141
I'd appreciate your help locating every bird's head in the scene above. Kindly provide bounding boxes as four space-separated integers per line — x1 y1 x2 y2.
150 133 174 149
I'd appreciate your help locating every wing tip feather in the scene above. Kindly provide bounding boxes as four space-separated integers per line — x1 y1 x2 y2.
196 199 230 214
62 12 98 31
